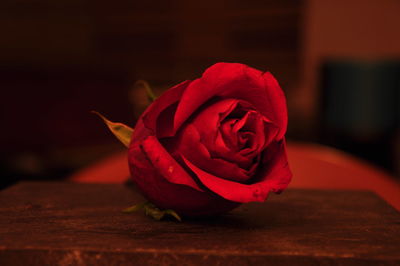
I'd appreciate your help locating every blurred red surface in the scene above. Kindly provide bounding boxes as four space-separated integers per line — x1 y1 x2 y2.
69 141 400 211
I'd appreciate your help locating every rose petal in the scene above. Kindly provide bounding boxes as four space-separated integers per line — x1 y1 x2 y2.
181 140 292 203
173 63 287 136
215 129 253 169
263 72 288 140
233 111 265 153
142 80 191 134
131 80 190 147
256 140 292 193
156 102 178 139
141 135 203 191
219 118 239 151
191 99 265 169
182 156 267 202
128 143 239 216
175 124 251 183
189 98 255 170
191 98 239 149
262 121 280 151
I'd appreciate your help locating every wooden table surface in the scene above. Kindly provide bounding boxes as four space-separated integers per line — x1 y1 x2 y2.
0 182 399 265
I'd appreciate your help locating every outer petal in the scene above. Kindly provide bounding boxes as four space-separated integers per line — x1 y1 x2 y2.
263 72 288 139
142 80 190 130
128 142 240 216
173 63 287 136
141 135 203 191
133 80 191 143
256 139 292 193
182 156 267 202
181 140 292 203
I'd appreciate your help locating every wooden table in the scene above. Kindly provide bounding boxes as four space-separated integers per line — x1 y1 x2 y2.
1 182 399 265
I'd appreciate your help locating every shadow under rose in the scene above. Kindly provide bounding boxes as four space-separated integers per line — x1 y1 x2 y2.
181 199 309 230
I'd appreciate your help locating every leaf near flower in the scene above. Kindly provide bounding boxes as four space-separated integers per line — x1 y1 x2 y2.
123 202 182 222
135 80 157 102
91 111 133 148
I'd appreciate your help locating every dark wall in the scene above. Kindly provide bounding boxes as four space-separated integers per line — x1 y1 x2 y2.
0 0 304 187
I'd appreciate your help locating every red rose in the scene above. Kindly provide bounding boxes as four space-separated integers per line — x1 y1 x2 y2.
128 63 292 216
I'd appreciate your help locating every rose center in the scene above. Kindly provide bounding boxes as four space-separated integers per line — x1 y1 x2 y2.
220 109 262 155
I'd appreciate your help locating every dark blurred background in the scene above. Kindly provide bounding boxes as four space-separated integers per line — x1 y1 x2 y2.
1 0 399 189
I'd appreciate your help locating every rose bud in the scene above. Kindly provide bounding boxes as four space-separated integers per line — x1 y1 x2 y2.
127 63 292 216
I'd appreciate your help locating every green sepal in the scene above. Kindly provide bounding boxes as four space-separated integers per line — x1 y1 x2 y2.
122 202 147 213
91 111 133 148
123 202 182 222
135 80 157 102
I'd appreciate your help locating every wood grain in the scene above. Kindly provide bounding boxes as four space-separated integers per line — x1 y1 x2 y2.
0 182 399 265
